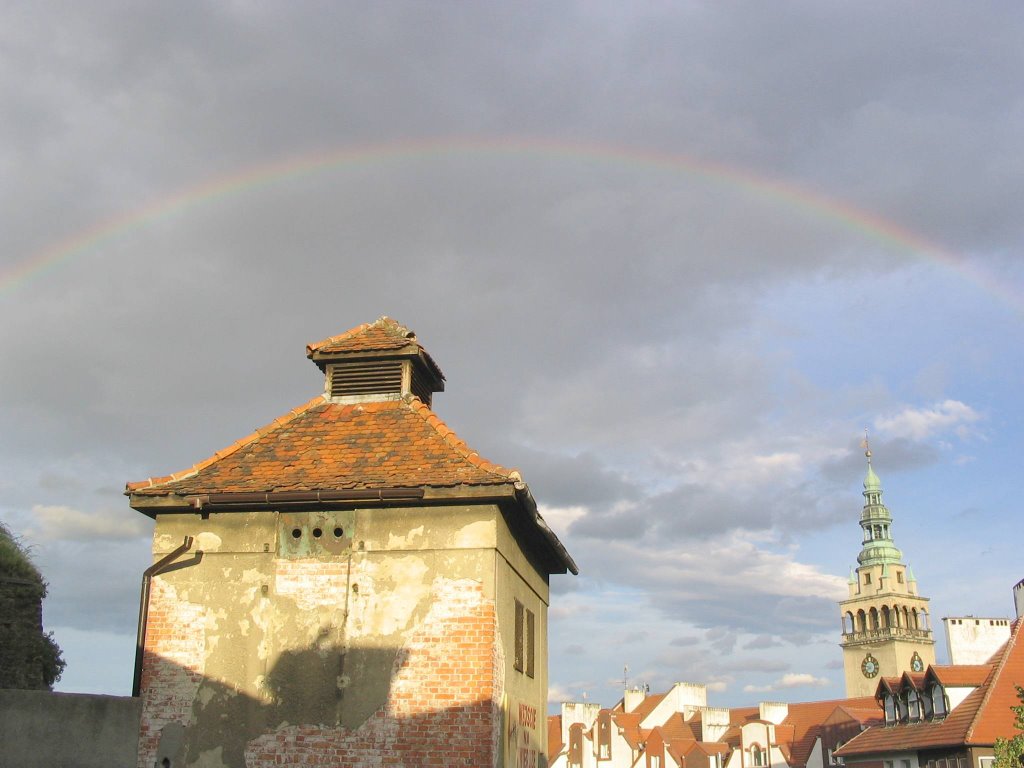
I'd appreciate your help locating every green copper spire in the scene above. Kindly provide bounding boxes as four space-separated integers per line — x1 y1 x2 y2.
857 437 904 567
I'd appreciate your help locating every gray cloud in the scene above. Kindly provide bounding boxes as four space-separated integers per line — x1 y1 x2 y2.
0 2 1020 704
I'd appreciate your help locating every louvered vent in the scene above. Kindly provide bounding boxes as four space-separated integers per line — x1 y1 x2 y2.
410 365 433 406
329 360 403 399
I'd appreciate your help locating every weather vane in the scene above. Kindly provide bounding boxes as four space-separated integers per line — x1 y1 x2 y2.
862 428 872 462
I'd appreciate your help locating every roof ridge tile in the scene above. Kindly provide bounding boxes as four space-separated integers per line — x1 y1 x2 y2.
404 396 515 480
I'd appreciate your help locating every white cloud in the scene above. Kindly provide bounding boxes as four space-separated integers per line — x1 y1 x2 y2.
537 505 589 539
743 673 829 693
548 683 572 702
26 504 151 543
874 400 982 441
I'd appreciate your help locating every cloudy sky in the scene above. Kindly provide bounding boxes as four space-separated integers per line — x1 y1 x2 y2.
1 2 1021 708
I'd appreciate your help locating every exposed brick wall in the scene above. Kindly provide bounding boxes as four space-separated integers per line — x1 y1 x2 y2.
245 577 501 767
136 579 207 768
138 568 502 767
274 558 350 613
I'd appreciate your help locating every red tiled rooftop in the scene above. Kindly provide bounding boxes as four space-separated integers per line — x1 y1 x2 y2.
632 693 667 720
548 715 564 763
782 700 872 768
966 618 1023 743
127 396 516 496
306 316 444 379
930 664 992 688
838 619 1024 754
659 712 702 742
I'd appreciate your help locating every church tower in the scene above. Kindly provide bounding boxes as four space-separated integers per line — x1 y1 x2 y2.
839 442 935 697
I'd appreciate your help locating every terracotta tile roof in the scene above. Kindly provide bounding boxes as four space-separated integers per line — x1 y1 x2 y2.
782 701 848 767
730 706 760 725
826 705 885 726
666 738 696 764
632 693 668 720
548 715 564 763
837 619 1024 754
612 712 645 749
305 316 444 379
965 617 1024 743
659 713 703 742
876 676 902 695
901 672 927 690
929 665 992 687
836 686 988 755
127 396 516 495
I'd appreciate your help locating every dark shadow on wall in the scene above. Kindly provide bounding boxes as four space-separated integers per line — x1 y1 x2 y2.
145 646 534 768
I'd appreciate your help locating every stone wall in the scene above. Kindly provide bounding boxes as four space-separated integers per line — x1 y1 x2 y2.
0 689 141 768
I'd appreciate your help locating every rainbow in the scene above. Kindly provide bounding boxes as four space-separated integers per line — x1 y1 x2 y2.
2 136 1018 311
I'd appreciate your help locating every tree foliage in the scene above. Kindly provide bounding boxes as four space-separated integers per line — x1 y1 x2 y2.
994 685 1024 768
0 522 66 689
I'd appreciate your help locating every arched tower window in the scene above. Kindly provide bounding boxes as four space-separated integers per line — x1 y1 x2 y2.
857 610 866 632
870 607 879 630
881 606 891 628
911 609 919 629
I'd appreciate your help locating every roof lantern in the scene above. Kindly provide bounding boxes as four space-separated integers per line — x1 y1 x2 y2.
306 316 445 406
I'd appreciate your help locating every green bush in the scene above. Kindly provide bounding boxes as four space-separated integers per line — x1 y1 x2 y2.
0 522 66 689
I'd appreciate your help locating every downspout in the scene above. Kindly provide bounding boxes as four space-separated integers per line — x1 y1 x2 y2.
132 535 194 697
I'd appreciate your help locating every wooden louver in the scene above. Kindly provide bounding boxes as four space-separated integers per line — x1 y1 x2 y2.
409 365 433 406
329 360 403 399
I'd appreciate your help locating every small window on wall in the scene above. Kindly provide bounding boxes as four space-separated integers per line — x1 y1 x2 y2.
897 571 904 584
514 599 536 678
865 573 872 585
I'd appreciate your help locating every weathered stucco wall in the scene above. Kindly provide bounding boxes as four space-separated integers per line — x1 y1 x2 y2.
139 503 548 768
0 689 141 768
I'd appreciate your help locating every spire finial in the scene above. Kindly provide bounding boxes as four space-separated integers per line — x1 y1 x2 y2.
862 428 872 463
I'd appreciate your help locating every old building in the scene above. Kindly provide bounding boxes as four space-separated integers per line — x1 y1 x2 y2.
835 616 1023 768
126 317 576 768
548 682 881 768
839 447 935 697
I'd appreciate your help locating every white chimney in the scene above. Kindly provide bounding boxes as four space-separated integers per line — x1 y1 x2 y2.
561 701 601 746
759 701 789 725
700 707 731 742
623 687 646 714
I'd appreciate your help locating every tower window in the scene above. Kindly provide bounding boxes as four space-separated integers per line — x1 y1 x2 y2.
864 573 872 585
514 599 535 678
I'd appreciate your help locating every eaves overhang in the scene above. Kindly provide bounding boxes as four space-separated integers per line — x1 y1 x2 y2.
129 481 578 576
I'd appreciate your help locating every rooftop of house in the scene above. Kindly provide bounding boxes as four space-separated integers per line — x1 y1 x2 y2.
126 396 516 495
125 317 577 574
837 617 1023 755
549 691 880 768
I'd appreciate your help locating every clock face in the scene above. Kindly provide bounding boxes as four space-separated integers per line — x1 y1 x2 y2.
910 652 924 673
861 654 880 678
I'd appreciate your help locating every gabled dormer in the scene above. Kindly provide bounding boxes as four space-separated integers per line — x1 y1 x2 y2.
306 316 445 406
